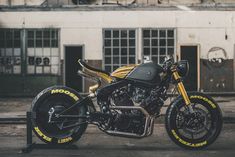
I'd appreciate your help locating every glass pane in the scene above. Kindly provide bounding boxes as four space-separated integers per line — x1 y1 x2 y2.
27 65 35 74
28 31 34 38
14 30 20 39
152 30 158 37
143 30 150 38
144 39 150 47
0 40 5 48
113 57 119 64
152 39 158 46
28 57 35 65
113 39 119 46
129 39 135 46
28 40 34 47
105 39 111 47
160 48 166 55
129 57 135 64
43 48 50 56
36 30 42 38
51 65 59 74
0 31 4 40
44 66 51 73
51 57 59 65
113 30 119 38
14 40 20 48
6 40 13 48
143 48 150 55
167 39 174 46
43 57 50 66
105 30 111 38
152 48 158 55
51 30 58 39
167 48 174 55
51 39 58 47
121 56 127 64
129 30 135 38
105 57 111 64
167 30 174 37
160 39 166 46
14 48 21 56
35 57 43 65
121 30 127 38
36 39 42 47
160 30 166 37
43 30 50 38
6 30 13 40
129 48 135 55
121 39 127 46
6 48 13 56
113 48 119 55
13 65 21 74
105 48 111 56
14 57 21 65
43 39 50 47
36 66 43 74
121 48 127 55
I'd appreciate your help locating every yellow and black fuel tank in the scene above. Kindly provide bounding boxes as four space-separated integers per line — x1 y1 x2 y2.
111 64 138 79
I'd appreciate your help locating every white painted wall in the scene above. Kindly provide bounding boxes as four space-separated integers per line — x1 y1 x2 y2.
0 11 235 60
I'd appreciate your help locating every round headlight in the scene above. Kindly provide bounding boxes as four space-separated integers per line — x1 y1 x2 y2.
177 60 189 78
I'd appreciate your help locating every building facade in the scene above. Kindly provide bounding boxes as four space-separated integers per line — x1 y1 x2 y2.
0 0 235 96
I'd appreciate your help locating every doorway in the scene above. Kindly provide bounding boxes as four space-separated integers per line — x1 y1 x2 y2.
180 45 199 91
65 46 83 92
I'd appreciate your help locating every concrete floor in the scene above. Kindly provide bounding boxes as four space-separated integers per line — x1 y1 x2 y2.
0 124 234 157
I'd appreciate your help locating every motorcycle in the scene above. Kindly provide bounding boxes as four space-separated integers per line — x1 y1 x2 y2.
31 56 222 149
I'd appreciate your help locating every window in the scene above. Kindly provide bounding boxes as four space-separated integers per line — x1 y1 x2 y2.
103 29 136 73
0 29 21 74
26 29 59 75
143 29 175 64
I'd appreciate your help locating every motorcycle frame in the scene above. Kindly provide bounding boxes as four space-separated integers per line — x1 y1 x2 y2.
53 61 192 138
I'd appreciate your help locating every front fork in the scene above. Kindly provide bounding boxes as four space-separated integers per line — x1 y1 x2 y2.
172 70 194 113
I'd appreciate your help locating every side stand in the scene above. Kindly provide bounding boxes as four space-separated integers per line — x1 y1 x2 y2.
21 111 78 153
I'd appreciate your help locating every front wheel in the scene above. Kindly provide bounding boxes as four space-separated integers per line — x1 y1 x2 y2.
165 92 223 149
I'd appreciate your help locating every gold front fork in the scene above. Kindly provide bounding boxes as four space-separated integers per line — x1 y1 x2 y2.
172 71 191 105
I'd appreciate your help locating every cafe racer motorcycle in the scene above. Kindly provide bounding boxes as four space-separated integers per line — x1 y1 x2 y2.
31 57 222 149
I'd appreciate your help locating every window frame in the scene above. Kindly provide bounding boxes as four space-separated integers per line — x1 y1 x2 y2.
142 28 176 64
25 28 60 76
0 29 22 75
102 28 138 73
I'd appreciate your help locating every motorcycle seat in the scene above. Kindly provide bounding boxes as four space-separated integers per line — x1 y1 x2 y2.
78 59 110 76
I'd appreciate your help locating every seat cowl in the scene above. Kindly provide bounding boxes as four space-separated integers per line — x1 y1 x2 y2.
78 59 110 76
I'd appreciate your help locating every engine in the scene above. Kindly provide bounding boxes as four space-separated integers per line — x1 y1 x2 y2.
109 84 167 134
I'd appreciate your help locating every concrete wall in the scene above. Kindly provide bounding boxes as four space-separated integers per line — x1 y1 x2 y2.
0 11 234 91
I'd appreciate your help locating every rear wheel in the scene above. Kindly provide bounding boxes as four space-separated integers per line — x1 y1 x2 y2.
31 86 88 144
165 92 223 149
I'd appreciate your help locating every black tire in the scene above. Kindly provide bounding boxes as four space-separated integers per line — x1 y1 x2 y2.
165 92 223 149
31 86 88 144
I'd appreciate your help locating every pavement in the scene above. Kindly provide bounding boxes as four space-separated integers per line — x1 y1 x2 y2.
0 124 234 156
0 96 235 123
0 97 234 156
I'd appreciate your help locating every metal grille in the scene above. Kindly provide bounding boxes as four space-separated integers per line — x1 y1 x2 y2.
103 29 136 73
142 29 175 64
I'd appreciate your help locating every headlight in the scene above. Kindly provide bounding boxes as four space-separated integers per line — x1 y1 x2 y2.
177 60 189 78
